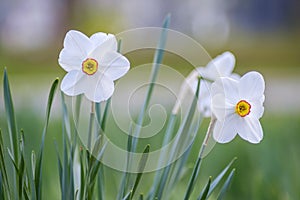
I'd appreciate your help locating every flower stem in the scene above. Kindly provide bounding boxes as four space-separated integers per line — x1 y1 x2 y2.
184 116 216 200
87 102 95 151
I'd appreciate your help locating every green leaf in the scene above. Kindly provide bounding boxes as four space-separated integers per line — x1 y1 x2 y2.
3 68 19 165
184 156 202 200
155 76 201 200
147 114 177 199
30 151 36 200
217 169 236 200
0 130 11 199
139 193 144 200
131 14 170 152
117 123 135 200
197 177 212 200
18 131 26 199
206 157 237 198
54 141 63 199
101 98 111 131
122 191 132 200
35 78 59 200
0 171 3 199
130 145 150 199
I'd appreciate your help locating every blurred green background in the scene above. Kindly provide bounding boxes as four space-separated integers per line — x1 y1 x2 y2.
0 0 300 199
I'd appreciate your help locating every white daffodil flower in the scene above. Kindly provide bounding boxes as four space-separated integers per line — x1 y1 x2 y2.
176 51 238 117
58 30 130 102
211 71 265 144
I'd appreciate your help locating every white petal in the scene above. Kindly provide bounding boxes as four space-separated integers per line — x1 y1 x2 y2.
205 51 236 80
197 67 214 81
213 114 238 143
90 32 114 47
58 49 83 72
230 73 241 80
99 51 130 80
239 71 265 101
83 73 115 102
59 30 92 71
198 80 212 117
211 77 239 103
90 35 118 58
211 93 235 121
248 100 264 119
237 116 263 143
61 70 85 96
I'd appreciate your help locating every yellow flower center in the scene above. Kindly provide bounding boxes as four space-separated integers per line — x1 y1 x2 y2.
82 58 98 75
235 100 251 117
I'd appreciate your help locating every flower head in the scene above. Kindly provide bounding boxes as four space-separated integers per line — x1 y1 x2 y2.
58 30 130 102
184 51 238 117
211 71 265 143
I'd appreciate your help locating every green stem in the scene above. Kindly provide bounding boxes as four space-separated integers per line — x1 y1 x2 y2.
87 103 95 151
184 116 217 200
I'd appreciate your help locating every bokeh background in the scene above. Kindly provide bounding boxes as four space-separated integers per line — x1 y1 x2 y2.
0 0 300 199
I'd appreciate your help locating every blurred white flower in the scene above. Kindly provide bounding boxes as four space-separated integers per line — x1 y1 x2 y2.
182 51 238 117
211 71 265 143
59 30 130 102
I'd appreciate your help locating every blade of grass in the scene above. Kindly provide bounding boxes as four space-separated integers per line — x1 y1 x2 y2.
154 76 201 199
130 144 150 199
3 69 19 198
3 68 19 168
54 141 63 199
139 193 144 200
167 112 203 192
0 130 11 199
217 169 236 200
34 78 59 200
122 191 132 200
131 14 170 152
206 157 237 198
183 115 216 200
117 123 134 200
18 130 26 200
146 114 177 199
197 177 212 200
30 151 36 200
0 172 3 199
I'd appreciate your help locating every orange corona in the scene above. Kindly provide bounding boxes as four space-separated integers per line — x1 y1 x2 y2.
235 100 251 117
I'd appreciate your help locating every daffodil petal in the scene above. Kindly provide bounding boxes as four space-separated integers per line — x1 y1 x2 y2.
198 80 212 117
211 93 235 121
83 73 115 102
248 100 264 119
239 71 265 101
237 116 263 143
98 51 130 80
206 51 235 79
90 35 118 59
61 70 84 96
59 50 83 72
197 67 214 80
59 30 93 71
211 77 239 104
90 32 114 47
213 114 238 143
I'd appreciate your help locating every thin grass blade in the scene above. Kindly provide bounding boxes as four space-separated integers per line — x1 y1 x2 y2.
3 69 19 165
206 157 237 198
155 76 201 199
131 14 170 152
35 78 59 200
197 177 212 200
0 130 10 199
217 169 236 200
130 144 150 199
